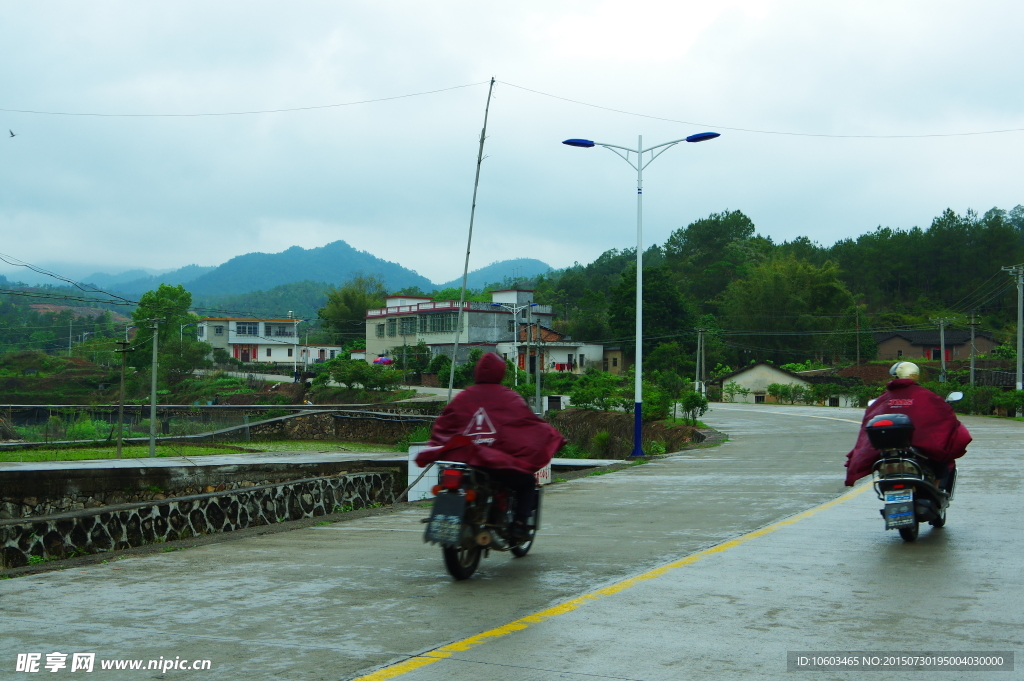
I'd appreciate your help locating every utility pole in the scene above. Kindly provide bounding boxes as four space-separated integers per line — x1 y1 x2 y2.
1003 265 1024 415
855 307 860 367
969 312 977 388
148 318 164 458
930 317 953 382
114 340 135 459
695 328 704 394
446 77 496 403
534 315 543 414
68 318 72 357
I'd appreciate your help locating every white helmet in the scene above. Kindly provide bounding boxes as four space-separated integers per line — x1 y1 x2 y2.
889 361 920 379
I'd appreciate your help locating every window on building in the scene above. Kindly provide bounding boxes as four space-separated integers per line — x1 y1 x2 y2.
828 397 840 407
214 326 224 335
612 357 618 367
754 394 766 404
287 348 293 357
507 319 515 333
265 324 273 336
400 317 417 335
196 326 204 337
418 316 428 333
897 350 903 358
603 359 609 370
425 313 459 333
376 324 385 338
579 353 585 367
266 348 272 357
387 318 397 336
236 322 258 335
330 350 336 359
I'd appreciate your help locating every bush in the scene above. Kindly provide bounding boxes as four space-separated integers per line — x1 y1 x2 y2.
992 390 1024 416
678 391 709 426
569 371 624 411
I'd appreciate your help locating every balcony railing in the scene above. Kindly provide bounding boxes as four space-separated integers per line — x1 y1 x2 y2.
366 301 552 317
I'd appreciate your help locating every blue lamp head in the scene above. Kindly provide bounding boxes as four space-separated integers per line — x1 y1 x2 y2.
686 132 721 143
562 139 596 148
529 303 539 307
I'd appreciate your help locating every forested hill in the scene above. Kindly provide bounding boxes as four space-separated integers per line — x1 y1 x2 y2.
528 206 1023 370
183 241 433 296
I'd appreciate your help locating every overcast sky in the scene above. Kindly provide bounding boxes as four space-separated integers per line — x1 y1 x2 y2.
2 1 1023 285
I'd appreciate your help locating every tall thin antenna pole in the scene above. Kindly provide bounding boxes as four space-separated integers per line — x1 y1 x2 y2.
447 77 496 402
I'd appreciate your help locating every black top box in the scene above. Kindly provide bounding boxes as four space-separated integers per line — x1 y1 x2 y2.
866 413 915 449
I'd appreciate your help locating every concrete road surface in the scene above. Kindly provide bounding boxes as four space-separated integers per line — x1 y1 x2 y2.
1 405 1019 680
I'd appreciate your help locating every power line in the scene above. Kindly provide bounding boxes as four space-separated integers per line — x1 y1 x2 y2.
0 81 489 118
498 80 1024 139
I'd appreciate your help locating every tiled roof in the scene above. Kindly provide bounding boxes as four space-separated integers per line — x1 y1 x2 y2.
873 329 996 345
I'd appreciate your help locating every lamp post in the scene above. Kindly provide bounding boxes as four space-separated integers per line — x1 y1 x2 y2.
491 301 538 387
563 131 720 457
179 322 196 356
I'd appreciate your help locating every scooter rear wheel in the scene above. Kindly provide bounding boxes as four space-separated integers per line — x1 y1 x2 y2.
929 507 946 528
510 528 536 557
898 519 919 542
442 546 482 580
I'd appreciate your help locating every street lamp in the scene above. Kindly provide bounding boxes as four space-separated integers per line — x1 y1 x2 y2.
491 301 538 387
563 131 720 457
292 318 311 379
180 322 196 344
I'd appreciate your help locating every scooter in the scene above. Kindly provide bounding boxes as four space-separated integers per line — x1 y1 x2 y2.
869 391 963 542
422 461 540 580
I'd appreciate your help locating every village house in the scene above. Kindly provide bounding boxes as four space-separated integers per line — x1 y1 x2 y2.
196 317 341 367
363 289 603 374
873 330 999 361
708 362 860 406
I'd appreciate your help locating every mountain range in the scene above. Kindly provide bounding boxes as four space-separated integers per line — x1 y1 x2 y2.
71 241 551 300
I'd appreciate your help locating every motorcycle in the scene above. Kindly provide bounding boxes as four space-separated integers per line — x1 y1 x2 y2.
421 461 541 580
869 391 963 542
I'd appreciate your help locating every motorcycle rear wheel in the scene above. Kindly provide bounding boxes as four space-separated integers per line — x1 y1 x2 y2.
511 528 536 557
443 546 482 580
898 519 920 542
929 507 946 528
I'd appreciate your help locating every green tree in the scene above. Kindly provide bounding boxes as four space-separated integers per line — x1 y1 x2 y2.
129 284 196 370
719 256 857 364
318 275 387 340
610 265 695 357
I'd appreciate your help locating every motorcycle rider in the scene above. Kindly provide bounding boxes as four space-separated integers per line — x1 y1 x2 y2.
845 361 971 488
415 352 565 540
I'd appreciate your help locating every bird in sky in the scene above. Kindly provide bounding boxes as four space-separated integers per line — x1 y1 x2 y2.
8 130 14 137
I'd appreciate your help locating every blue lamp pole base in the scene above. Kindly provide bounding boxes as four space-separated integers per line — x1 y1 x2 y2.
629 403 645 457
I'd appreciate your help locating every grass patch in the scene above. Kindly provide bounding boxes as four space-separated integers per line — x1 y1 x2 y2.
0 439 400 462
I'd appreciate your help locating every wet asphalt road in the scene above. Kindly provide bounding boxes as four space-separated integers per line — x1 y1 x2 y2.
1 405 1019 680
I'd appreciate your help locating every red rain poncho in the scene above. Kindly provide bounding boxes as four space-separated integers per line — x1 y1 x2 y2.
844 379 971 486
415 353 565 475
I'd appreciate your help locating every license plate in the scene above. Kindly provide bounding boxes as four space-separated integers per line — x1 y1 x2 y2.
884 489 913 504
883 489 915 529
424 493 466 546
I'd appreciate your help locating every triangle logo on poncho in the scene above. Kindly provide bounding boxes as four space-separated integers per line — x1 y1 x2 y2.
462 407 497 437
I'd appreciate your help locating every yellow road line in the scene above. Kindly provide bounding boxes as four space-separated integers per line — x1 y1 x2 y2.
712 406 862 424
353 483 873 681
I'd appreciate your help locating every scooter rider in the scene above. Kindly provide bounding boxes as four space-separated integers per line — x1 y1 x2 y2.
845 361 971 488
415 352 565 540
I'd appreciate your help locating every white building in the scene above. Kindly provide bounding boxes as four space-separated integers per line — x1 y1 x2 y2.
364 289 603 374
196 317 342 367
709 362 859 407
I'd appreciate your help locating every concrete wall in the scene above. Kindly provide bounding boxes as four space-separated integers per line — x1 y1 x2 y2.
0 472 396 568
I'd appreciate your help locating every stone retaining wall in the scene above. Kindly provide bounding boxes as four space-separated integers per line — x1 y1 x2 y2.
0 472 395 569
